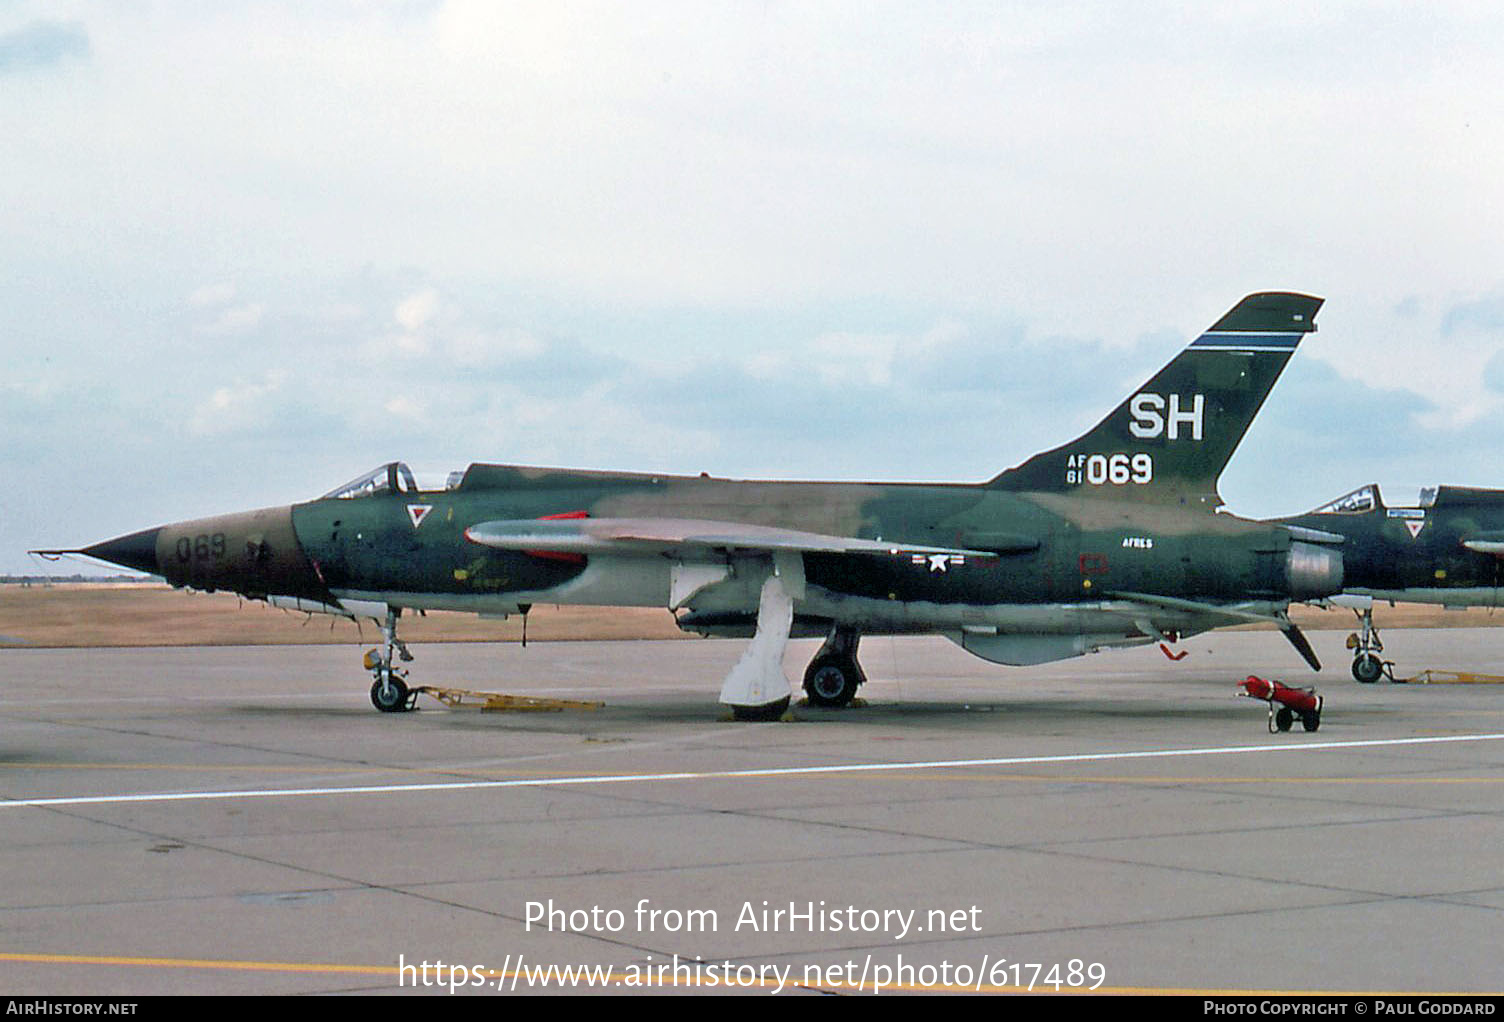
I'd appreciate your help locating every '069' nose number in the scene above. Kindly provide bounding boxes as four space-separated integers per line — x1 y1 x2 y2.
175 533 227 562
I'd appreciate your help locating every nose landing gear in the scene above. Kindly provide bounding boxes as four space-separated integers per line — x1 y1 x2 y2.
1347 608 1393 684
366 607 417 712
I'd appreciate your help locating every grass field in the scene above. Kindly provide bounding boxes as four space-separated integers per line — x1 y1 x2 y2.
2 583 1501 649
0 584 687 648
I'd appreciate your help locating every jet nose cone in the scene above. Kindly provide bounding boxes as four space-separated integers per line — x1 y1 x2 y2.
83 527 162 575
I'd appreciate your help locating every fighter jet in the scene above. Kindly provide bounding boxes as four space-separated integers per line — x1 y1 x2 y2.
1273 483 1504 682
39 291 1342 717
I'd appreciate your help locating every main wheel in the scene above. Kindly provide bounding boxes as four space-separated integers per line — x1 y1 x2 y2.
1301 711 1320 733
1352 653 1384 684
370 674 413 712
1274 706 1294 732
803 655 861 708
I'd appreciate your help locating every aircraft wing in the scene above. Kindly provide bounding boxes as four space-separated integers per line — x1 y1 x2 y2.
465 517 1030 559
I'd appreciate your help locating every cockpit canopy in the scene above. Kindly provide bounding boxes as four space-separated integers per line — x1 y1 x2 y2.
322 462 420 500
320 461 470 500
320 463 486 499
1309 484 1440 515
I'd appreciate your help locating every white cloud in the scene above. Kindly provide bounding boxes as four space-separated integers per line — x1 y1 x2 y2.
187 282 237 307
394 287 439 333
382 395 425 422
806 332 899 388
7 3 1504 571
198 302 265 335
447 326 547 368
187 370 288 436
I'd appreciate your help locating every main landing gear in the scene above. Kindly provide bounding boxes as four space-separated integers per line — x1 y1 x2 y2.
802 627 867 708
716 573 872 719
719 574 797 721
1346 608 1393 684
367 607 417 712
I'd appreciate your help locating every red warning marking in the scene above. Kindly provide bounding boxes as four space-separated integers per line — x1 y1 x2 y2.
528 511 589 563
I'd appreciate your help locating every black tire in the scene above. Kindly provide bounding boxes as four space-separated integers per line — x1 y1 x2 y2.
730 696 791 722
370 675 412 713
803 655 861 708
1301 711 1320 733
1352 653 1384 684
1274 707 1294 732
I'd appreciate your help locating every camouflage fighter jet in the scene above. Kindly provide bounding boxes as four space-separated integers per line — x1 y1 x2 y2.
40 292 1342 718
1273 483 1504 682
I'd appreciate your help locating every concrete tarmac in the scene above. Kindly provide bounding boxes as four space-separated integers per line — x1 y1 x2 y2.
3 627 1504 995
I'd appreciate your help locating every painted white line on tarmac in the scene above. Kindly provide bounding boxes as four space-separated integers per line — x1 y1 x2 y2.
4 732 1503 810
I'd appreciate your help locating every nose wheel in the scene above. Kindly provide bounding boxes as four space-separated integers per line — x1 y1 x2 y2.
369 670 414 712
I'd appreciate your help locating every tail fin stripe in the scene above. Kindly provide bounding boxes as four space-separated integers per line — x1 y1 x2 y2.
1190 331 1303 352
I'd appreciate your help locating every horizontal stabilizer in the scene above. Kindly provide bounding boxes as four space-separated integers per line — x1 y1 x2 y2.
465 517 1015 560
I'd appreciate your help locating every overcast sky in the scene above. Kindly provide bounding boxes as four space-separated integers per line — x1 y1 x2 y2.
4 2 1504 575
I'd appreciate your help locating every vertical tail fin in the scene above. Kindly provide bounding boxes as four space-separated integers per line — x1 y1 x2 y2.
990 291 1322 508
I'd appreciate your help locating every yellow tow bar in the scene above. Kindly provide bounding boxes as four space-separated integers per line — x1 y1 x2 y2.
414 685 604 712
1399 670 1504 685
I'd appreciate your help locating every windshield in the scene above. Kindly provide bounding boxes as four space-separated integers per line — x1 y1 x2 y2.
322 462 420 500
